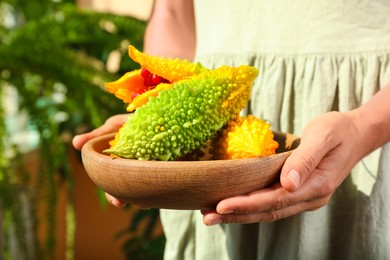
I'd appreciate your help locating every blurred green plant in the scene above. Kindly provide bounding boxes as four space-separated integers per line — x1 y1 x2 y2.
0 0 164 259
116 209 166 260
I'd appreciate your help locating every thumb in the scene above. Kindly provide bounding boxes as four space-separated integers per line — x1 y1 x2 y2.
280 136 329 192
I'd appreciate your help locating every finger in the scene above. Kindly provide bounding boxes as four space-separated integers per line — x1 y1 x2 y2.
72 114 129 150
72 132 97 150
216 176 331 215
216 184 297 214
200 209 216 215
204 195 330 225
105 193 127 208
280 131 336 192
203 211 223 226
72 126 115 150
104 114 130 128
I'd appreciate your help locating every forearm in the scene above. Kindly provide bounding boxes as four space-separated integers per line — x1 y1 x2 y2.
143 0 196 60
352 83 390 155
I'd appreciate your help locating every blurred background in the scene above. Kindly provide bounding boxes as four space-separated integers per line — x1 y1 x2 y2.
0 0 167 259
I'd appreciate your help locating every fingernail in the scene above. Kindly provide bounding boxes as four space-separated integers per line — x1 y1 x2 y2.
219 209 233 214
112 200 127 208
287 169 300 188
207 218 222 226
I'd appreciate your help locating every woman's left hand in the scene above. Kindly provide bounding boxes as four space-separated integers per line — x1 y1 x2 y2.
202 110 369 225
73 114 129 208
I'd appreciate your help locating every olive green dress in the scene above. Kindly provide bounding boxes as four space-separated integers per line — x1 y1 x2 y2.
160 0 390 259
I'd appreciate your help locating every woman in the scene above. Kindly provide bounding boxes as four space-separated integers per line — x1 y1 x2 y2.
73 0 390 259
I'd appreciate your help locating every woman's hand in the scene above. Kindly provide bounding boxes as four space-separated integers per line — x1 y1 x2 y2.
72 114 128 150
72 114 129 208
202 83 390 225
202 110 371 225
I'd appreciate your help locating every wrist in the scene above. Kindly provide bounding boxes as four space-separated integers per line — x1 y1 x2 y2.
348 83 390 156
349 105 390 157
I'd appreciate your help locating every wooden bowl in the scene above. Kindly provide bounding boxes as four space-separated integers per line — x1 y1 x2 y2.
81 132 300 210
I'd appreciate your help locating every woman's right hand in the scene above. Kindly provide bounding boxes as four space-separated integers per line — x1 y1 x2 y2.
72 114 129 208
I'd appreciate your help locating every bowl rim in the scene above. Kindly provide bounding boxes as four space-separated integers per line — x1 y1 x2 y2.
82 132 297 167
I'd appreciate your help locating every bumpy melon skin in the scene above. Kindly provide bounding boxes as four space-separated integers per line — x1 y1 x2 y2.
128 45 207 82
212 115 279 160
104 65 258 161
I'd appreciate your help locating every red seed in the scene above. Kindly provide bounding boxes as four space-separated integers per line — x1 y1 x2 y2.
141 67 150 78
144 76 153 87
141 67 169 88
132 88 148 99
151 74 162 85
